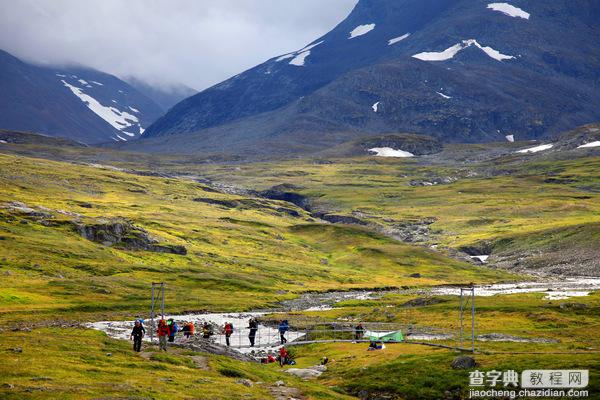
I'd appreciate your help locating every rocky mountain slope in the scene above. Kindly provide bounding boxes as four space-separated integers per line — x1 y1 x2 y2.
0 49 163 144
135 0 600 157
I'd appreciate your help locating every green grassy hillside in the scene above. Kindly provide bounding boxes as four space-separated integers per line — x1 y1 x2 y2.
1 139 599 399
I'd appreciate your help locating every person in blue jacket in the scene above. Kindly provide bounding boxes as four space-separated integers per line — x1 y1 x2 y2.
278 320 289 344
168 318 179 342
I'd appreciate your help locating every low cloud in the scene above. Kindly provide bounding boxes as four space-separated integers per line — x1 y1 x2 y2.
0 0 356 90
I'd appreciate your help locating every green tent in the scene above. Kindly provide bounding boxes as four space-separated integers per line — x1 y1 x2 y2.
366 330 403 342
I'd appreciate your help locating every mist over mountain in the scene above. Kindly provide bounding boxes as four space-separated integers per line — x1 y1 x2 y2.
0 49 163 144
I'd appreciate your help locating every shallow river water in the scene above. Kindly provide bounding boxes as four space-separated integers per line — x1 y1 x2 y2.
88 277 600 352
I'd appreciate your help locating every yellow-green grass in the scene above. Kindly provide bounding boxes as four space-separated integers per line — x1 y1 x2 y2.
0 153 513 326
290 341 600 400
190 156 600 249
270 290 600 399
0 328 350 400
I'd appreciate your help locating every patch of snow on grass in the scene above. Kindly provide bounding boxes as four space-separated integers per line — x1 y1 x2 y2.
372 101 380 112
369 147 414 158
62 80 140 134
517 144 553 154
349 23 375 39
470 255 489 263
413 39 514 62
388 33 410 45
436 91 451 99
487 3 530 19
577 141 600 149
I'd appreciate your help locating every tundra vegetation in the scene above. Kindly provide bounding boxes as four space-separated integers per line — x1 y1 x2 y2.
0 133 599 399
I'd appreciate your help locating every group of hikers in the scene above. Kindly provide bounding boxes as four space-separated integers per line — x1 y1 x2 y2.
129 317 292 352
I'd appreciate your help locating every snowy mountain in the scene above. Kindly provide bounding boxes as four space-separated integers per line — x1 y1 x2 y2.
136 0 600 157
0 49 163 144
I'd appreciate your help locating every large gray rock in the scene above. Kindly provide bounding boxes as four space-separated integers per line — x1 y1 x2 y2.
74 219 187 255
451 355 477 369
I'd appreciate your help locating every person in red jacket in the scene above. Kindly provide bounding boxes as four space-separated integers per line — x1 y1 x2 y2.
223 322 234 346
157 319 169 351
279 346 288 367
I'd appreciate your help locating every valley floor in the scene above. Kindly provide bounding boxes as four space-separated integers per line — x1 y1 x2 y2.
1 136 599 399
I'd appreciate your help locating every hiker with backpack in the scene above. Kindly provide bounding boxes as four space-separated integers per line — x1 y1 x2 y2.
157 319 169 351
278 320 289 344
278 346 288 367
168 318 179 342
248 318 258 347
354 323 365 341
223 322 234 346
202 322 213 339
130 320 145 352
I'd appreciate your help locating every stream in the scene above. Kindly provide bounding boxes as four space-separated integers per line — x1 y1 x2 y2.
87 277 600 353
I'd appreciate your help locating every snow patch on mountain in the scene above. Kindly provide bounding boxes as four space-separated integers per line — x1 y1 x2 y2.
516 144 553 153
91 81 103 86
284 41 324 67
577 141 600 149
78 79 92 87
61 80 142 140
487 3 530 19
368 147 414 157
276 54 294 62
388 33 410 45
372 101 380 112
290 51 311 66
506 135 515 142
349 24 375 39
128 106 140 113
436 91 451 99
413 39 514 62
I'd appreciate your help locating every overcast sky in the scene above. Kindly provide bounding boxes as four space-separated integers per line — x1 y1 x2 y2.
0 0 356 91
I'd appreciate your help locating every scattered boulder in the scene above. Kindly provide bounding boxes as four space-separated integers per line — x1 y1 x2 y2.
3 202 53 219
316 213 368 226
73 219 187 255
451 355 477 369
401 297 446 308
384 217 436 243
285 365 326 380
274 380 286 387
185 339 254 362
559 303 587 310
12 347 23 353
236 379 254 387
409 177 456 186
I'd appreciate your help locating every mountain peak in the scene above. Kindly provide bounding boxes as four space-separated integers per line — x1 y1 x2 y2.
137 0 600 158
